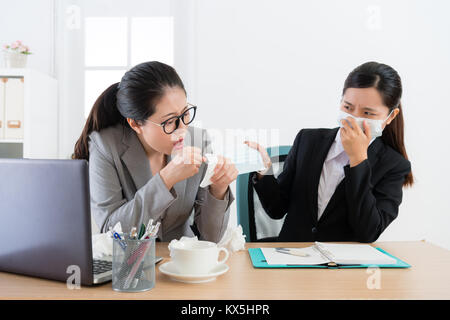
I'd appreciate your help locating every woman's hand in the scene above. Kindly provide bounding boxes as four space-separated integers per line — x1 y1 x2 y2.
340 117 371 167
244 141 272 179
160 146 206 190
209 156 238 200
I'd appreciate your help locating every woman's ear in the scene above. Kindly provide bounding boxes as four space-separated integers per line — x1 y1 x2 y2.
127 118 143 135
385 108 400 125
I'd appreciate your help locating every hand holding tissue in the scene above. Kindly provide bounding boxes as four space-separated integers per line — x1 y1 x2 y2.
200 143 266 188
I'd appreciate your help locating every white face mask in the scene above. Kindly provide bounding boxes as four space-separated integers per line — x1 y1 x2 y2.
337 109 394 139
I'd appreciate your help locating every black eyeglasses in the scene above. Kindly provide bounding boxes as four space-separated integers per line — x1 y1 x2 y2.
148 104 197 134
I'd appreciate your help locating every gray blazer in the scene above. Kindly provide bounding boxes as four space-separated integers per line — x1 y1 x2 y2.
88 124 234 243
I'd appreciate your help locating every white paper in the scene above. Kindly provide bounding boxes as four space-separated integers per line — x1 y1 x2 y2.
315 242 397 265
261 243 397 266
261 247 330 265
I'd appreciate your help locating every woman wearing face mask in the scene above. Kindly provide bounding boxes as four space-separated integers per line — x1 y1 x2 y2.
246 61 413 243
73 61 237 242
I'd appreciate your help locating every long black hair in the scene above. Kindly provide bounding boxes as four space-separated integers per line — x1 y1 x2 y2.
73 61 186 160
343 61 413 187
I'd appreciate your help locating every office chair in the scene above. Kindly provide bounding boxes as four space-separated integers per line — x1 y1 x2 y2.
236 145 291 242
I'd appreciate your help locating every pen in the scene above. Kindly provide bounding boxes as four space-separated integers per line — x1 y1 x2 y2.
139 221 160 240
275 248 309 257
140 224 154 240
127 221 160 271
139 230 153 240
130 227 137 240
130 222 159 263
140 222 154 240
149 222 160 237
145 218 154 234
138 223 146 239
113 232 127 250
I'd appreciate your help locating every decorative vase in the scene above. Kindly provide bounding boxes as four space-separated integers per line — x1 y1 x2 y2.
4 51 28 68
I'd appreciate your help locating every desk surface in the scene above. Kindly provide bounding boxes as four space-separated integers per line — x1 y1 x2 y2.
1 241 449 300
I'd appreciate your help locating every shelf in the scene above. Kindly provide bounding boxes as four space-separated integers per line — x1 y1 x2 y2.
0 68 28 77
0 68 57 158
0 68 53 79
0 139 24 143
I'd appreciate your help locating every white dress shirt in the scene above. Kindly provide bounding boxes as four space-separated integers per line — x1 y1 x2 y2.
317 129 350 221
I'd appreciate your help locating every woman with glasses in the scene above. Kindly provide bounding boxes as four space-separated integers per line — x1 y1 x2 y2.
73 61 237 243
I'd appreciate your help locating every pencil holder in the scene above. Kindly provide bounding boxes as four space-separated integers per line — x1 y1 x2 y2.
112 233 156 292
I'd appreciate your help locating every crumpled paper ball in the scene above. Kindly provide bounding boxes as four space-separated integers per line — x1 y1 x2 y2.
167 225 246 256
217 225 246 253
168 236 199 257
92 222 123 259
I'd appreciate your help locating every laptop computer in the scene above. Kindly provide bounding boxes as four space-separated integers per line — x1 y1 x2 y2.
0 158 162 286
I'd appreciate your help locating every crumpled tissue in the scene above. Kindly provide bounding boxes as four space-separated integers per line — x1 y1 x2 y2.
217 225 246 253
168 236 199 257
166 225 246 256
92 222 123 259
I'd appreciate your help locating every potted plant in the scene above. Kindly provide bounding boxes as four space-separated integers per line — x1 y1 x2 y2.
3 40 32 68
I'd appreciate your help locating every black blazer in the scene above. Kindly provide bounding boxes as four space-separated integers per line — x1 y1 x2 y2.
253 127 411 243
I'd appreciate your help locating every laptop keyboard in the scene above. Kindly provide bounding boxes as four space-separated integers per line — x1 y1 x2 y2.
93 259 112 275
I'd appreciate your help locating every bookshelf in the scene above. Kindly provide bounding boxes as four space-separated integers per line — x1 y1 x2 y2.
0 68 58 159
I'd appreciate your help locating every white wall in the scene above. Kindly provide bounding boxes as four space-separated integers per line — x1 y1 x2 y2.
1 0 449 250
0 0 55 75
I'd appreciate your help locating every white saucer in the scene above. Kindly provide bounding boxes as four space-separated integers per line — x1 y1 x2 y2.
159 261 229 283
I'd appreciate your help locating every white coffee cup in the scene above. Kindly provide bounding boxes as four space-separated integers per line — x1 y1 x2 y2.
170 240 229 275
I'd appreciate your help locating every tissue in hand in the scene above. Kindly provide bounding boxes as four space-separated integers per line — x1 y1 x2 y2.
199 154 218 188
199 144 266 188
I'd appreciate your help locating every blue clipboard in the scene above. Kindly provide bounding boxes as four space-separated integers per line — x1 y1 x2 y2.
248 247 411 269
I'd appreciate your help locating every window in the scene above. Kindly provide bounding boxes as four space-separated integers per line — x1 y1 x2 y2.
84 16 174 118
